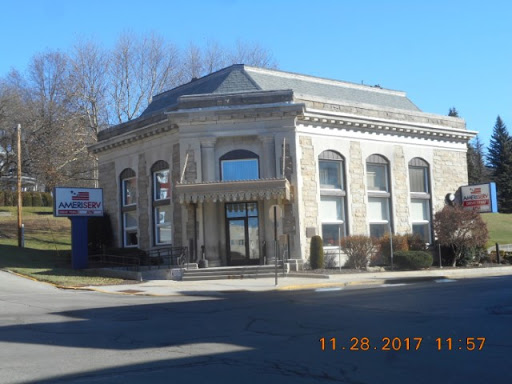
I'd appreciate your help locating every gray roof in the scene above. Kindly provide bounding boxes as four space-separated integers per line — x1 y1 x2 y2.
140 64 420 117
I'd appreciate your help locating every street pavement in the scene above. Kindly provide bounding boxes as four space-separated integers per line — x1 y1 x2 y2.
78 265 512 296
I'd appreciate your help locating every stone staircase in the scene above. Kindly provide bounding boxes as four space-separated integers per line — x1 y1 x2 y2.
182 264 284 281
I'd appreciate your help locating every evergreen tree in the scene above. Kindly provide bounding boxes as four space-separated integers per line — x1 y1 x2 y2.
467 136 489 184
487 116 512 212
448 107 459 117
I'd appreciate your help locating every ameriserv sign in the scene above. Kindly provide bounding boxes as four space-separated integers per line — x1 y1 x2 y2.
53 187 104 217
460 182 498 213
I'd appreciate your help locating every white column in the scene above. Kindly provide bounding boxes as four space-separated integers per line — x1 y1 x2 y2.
200 137 221 266
259 135 275 179
201 138 217 182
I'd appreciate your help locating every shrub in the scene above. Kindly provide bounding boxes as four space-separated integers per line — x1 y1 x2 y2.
434 205 489 266
22 192 32 207
341 235 376 270
4 191 14 206
378 233 409 264
394 251 433 270
31 192 43 206
41 192 53 207
309 235 324 269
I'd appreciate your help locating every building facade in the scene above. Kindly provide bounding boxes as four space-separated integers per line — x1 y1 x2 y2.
90 65 476 266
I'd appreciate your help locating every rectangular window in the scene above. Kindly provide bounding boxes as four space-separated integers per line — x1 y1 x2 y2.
411 199 431 243
221 159 259 181
123 178 137 206
322 223 346 247
409 167 428 193
123 211 138 247
370 223 388 239
319 161 342 189
413 223 430 243
155 205 172 244
154 170 170 200
367 164 388 192
411 199 429 222
368 197 389 222
320 196 344 221
320 196 346 247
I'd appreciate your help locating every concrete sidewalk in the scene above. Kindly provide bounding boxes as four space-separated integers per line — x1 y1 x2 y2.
81 265 512 296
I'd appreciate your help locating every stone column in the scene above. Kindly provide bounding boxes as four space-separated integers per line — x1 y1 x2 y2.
200 137 221 266
201 138 217 182
349 141 367 234
137 153 150 250
393 146 410 233
259 135 275 178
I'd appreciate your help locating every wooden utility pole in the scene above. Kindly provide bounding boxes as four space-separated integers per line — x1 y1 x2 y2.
17 124 23 247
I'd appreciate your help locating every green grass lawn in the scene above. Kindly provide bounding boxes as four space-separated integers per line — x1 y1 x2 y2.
482 212 512 247
0 207 126 286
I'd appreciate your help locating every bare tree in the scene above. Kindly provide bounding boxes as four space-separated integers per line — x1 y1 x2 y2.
109 32 181 123
202 40 228 74
229 40 277 68
182 43 204 82
69 38 110 136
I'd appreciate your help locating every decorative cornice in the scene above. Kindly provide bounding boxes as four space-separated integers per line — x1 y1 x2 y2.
298 111 477 143
89 121 175 154
175 178 291 204
166 102 305 124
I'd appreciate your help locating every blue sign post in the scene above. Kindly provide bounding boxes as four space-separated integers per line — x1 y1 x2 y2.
70 216 89 269
54 187 104 270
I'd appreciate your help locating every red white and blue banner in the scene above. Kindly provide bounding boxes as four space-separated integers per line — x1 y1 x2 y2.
53 187 104 217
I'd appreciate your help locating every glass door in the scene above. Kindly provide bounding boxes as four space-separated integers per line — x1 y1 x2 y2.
226 203 260 265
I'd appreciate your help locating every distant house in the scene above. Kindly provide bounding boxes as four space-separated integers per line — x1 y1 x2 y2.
90 65 476 266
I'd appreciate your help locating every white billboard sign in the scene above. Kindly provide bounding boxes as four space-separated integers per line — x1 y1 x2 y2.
54 187 104 217
460 183 498 213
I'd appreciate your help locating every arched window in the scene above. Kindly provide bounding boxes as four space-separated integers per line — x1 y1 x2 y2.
409 158 431 243
152 161 171 245
120 168 137 247
366 154 392 238
220 150 259 181
319 150 347 246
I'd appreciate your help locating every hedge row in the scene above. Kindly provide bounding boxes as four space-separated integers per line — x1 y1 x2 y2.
0 191 53 207
393 251 433 270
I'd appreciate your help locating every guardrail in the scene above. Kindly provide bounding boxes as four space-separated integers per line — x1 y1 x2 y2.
89 246 189 270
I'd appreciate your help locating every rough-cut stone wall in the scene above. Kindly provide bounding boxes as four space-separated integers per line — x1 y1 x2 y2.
299 136 318 257
282 142 296 255
393 146 410 233
172 143 183 246
433 149 468 211
98 161 119 247
137 153 149 250
349 141 367 234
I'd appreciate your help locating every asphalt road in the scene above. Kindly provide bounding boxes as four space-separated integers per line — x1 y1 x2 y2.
1 271 511 383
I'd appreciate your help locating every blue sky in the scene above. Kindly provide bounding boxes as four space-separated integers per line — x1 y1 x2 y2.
1 0 510 148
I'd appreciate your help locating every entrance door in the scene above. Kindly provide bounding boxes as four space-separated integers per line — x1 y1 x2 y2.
226 202 260 265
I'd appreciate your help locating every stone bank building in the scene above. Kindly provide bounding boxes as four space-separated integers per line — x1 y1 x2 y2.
90 65 476 266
